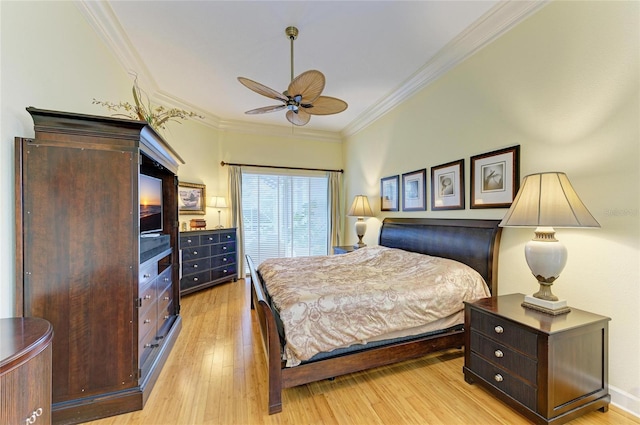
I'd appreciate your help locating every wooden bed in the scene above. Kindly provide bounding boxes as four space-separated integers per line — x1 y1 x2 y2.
247 217 502 414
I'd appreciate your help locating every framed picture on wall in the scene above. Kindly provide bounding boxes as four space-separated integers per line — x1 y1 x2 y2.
402 169 427 211
380 175 399 211
178 181 206 215
431 159 464 210
470 145 520 208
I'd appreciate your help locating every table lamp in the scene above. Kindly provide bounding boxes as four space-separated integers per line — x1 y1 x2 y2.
210 196 227 229
499 172 600 315
348 195 374 248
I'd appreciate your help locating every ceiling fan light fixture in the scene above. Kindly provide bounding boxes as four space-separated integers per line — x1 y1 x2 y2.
237 26 347 126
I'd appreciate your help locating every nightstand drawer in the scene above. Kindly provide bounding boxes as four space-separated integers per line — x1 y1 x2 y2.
470 330 537 383
470 309 537 355
469 352 537 410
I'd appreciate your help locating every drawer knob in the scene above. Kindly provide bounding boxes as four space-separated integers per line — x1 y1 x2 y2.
223 246 227 250
144 319 151 324
223 258 227 262
26 407 43 424
208 237 213 241
143 273 151 278
164 315 170 320
194 264 198 268
187 239 192 243
494 374 503 383
164 296 170 301
494 350 504 358
494 325 504 334
226 235 231 239
193 277 199 282
223 269 228 273
193 250 198 255
144 295 152 300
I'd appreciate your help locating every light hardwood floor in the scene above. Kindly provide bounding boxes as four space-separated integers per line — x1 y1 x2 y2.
85 279 639 425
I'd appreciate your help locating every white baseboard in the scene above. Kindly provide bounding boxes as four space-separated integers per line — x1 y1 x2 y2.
610 385 640 418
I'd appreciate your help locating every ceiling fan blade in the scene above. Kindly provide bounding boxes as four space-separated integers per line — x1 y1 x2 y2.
238 77 287 102
303 96 348 115
287 70 325 104
245 104 287 115
286 109 311 126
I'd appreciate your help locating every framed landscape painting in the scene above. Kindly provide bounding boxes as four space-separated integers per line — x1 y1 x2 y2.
178 181 206 215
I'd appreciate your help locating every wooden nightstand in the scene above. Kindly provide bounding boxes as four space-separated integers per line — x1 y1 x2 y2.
463 293 610 425
333 245 359 254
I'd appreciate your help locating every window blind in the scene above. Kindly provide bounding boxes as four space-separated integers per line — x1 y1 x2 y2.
241 171 329 267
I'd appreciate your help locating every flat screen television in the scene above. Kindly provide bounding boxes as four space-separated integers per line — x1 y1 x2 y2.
139 174 163 234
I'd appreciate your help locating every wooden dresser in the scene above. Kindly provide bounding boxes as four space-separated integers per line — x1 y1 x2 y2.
1 317 53 425
463 293 610 425
15 108 183 424
180 228 238 295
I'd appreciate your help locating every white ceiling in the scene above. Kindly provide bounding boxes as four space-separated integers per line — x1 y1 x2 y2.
77 1 547 138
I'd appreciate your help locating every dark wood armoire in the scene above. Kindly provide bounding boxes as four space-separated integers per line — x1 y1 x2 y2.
15 108 184 424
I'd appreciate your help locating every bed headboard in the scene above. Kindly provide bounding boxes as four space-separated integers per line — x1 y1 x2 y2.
378 218 502 294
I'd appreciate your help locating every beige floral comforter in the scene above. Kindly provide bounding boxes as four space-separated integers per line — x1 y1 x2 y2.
258 246 490 366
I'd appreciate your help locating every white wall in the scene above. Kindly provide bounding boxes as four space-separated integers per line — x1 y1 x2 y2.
343 1 639 415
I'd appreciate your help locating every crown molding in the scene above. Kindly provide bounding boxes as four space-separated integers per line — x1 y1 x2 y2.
76 0 548 142
341 0 549 137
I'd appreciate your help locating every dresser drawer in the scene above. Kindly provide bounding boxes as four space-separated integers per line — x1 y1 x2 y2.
179 235 200 248
182 257 211 275
181 270 210 290
470 331 537 383
212 241 235 256
219 230 236 242
469 352 537 410
211 253 235 268
212 264 236 281
200 233 219 245
181 245 210 261
470 309 537 355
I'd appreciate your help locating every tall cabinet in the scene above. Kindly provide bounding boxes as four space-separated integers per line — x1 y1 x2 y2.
15 108 184 424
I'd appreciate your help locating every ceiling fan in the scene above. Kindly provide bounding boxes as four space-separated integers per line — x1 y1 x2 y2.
238 26 348 126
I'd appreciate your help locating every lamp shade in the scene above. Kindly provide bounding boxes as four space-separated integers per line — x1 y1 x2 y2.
348 195 374 217
499 172 600 228
210 196 227 209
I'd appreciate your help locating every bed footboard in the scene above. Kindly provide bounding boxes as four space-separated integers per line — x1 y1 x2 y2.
247 255 284 414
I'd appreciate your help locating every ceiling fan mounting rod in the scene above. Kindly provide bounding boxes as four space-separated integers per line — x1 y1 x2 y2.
286 26 298 82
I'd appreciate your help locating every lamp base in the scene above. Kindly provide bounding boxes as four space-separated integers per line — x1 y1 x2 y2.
522 295 571 315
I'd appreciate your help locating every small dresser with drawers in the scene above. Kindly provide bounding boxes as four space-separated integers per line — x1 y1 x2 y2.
180 228 238 295
463 293 610 425
1 317 53 425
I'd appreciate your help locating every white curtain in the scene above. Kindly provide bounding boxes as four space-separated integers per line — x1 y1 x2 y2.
328 171 342 248
228 165 245 279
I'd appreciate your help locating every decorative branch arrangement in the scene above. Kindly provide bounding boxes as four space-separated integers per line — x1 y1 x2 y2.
93 79 204 131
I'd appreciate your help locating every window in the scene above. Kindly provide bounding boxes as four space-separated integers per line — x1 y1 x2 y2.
242 171 329 266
